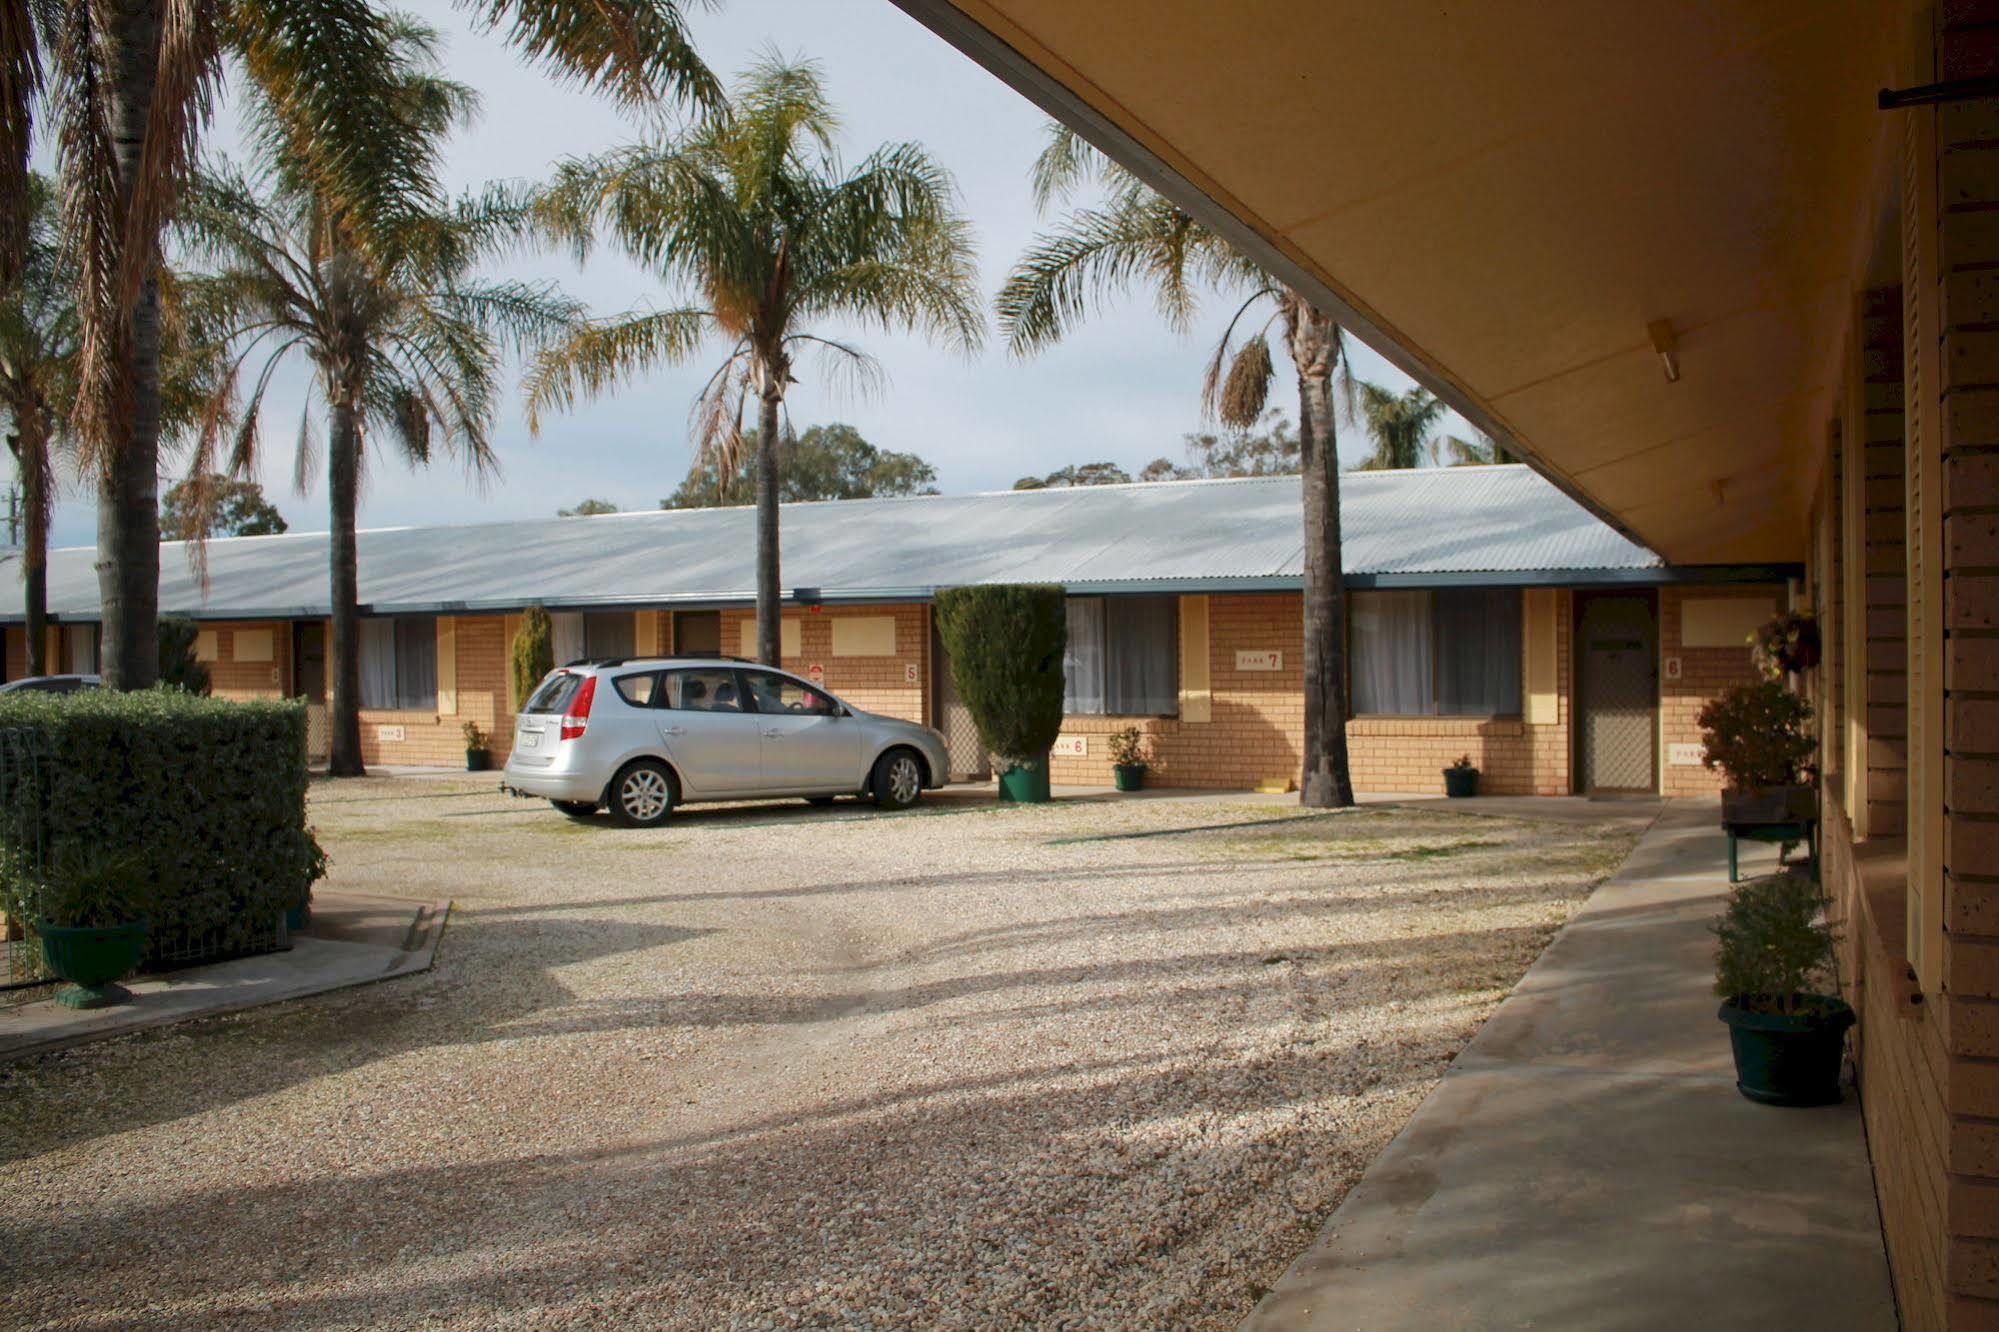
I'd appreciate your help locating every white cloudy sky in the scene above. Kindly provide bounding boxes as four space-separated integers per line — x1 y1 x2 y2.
37 0 1465 548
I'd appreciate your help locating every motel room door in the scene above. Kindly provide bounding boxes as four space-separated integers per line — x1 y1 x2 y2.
929 622 991 783
1575 591 1658 794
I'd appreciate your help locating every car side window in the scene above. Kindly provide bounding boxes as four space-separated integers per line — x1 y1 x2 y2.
662 668 744 713
612 672 660 707
740 670 838 717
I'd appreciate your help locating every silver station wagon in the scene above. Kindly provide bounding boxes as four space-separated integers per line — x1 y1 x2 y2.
502 657 949 827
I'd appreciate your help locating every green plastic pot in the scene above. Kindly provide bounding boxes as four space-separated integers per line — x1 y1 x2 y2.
998 756 1052 803
467 749 493 772
36 918 148 1010
1443 766 1479 798
1113 763 1146 792
1718 995 1855 1106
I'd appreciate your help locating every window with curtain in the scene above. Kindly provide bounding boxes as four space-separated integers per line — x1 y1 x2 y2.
583 612 635 658
551 612 584 665
359 617 438 710
64 625 99 675
1350 588 1522 716
1064 595 1178 715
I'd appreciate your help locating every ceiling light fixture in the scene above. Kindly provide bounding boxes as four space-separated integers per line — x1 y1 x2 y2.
1647 320 1681 384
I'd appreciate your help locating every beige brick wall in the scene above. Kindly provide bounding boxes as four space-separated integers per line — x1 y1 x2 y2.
1045 590 1574 795
719 604 930 725
1658 586 1786 798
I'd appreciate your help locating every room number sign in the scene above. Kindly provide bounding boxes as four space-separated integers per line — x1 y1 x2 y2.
1235 650 1283 671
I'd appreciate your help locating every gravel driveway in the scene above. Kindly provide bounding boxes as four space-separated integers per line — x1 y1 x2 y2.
1 781 1644 1329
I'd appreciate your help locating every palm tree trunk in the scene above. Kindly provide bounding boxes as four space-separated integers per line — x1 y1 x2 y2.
95 0 165 690
754 384 782 666
327 392 365 777
1292 302 1354 808
13 424 48 677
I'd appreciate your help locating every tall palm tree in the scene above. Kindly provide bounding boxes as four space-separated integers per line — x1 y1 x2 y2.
1353 382 1447 470
1 0 717 689
1000 124 1358 808
179 26 582 776
525 55 985 666
0 175 75 677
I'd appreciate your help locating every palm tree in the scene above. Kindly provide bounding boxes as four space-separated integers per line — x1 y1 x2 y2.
0 175 74 677
525 55 985 666
1437 429 1516 466
179 25 582 776
1000 124 1358 808
1 0 717 689
1353 382 1447 470
0 172 221 678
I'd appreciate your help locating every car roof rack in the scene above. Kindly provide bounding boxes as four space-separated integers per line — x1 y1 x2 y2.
562 654 759 669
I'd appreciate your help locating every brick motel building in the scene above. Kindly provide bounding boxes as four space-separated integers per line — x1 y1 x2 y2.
6 464 1785 797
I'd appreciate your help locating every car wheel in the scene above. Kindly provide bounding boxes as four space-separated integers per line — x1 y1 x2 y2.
550 799 598 821
805 796 839 807
607 760 676 828
870 748 925 810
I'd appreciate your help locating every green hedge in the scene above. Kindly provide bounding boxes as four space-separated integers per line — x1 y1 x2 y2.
0 690 324 966
934 584 1068 768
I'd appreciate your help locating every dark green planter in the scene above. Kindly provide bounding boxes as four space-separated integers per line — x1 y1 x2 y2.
1113 763 1146 792
998 756 1052 803
466 749 492 772
1719 995 1855 1106
36 918 148 1010
1443 767 1480 798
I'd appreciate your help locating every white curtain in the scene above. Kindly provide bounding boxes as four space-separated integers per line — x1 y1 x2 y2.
359 620 397 709
1435 589 1522 715
65 625 98 674
584 612 635 658
1105 595 1177 714
1351 590 1431 715
551 612 584 665
394 618 437 709
1063 598 1106 714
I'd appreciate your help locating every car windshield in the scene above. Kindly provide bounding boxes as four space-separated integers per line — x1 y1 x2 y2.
523 671 582 714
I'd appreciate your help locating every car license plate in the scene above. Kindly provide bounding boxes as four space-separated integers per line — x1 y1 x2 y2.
521 732 540 749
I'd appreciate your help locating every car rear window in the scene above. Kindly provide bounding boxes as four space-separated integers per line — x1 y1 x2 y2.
523 671 582 714
613 672 659 707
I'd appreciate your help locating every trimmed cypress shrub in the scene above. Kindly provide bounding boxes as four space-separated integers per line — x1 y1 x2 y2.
934 584 1067 768
157 617 212 695
511 605 555 710
0 691 324 966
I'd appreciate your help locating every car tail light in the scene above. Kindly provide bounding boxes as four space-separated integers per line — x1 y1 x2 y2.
559 675 596 741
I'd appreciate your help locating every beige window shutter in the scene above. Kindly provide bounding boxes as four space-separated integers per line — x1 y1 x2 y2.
1177 595 1211 722
1522 589 1559 726
636 610 659 656
1843 317 1869 835
436 618 458 715
1902 79 1946 990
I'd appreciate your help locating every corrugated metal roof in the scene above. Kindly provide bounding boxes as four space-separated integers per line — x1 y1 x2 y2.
20 465 1664 620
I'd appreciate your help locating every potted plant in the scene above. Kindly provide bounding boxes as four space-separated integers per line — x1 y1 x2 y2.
1698 679 1816 825
463 721 492 772
6 846 149 1011
1750 610 1822 679
1713 871 1854 1106
1443 753 1479 798
1109 726 1149 792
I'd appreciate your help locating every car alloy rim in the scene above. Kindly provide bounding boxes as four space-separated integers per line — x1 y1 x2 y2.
890 756 920 804
622 769 669 820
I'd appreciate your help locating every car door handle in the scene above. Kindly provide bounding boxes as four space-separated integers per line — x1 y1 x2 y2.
762 728 785 739
662 726 686 737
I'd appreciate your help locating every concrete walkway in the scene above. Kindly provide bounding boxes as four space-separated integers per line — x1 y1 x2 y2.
1244 800 1897 1331
0 891 447 1062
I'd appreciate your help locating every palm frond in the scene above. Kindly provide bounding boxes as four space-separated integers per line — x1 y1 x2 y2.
456 0 720 113
523 306 711 432
0 0 42 283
